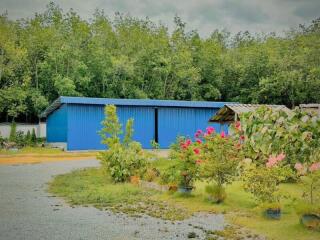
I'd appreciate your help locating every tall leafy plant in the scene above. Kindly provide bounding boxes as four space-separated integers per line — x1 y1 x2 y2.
98 105 148 182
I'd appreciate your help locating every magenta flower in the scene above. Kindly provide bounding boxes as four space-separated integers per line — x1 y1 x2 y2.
220 131 226 138
196 138 202 144
240 135 245 141
206 126 215 135
276 153 286 162
193 148 200 155
186 139 192 146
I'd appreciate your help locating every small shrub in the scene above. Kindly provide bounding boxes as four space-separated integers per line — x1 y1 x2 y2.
25 130 31 146
9 121 17 142
205 184 226 203
31 128 37 145
98 105 149 183
15 131 26 147
242 153 292 205
144 168 160 182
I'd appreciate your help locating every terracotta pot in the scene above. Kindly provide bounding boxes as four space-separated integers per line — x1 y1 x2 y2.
300 214 320 231
130 175 140 185
168 184 178 192
264 208 281 220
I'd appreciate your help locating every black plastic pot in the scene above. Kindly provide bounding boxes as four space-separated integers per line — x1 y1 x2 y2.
264 208 281 220
300 214 320 231
178 186 193 194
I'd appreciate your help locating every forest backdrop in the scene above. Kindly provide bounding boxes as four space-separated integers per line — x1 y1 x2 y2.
0 3 319 122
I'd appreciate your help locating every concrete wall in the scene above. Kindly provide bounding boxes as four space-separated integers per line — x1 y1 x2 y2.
0 122 46 138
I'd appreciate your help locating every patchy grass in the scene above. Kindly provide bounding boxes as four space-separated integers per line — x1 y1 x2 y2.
0 146 63 155
48 167 189 220
48 159 320 240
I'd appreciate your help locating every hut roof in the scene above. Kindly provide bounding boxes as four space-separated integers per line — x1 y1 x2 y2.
210 104 291 123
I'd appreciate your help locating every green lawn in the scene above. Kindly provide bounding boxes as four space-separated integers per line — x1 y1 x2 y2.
48 159 320 240
0 146 63 155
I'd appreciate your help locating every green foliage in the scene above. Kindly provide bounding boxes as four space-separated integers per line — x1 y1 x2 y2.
98 105 148 182
31 128 37 144
25 130 31 145
9 121 16 142
205 184 227 203
237 106 320 167
150 139 160 150
242 163 291 204
201 133 241 187
1 5 320 121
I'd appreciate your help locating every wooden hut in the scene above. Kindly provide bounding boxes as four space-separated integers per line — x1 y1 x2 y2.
209 104 292 124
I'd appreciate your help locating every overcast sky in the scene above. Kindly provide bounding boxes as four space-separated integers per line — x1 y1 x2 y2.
1 0 319 36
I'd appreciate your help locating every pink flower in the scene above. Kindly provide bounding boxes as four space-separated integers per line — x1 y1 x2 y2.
195 159 203 165
266 153 286 168
185 139 192 146
294 162 304 171
235 121 241 131
276 153 286 162
206 126 215 135
220 131 226 138
240 135 245 141
309 162 320 172
193 148 200 155
196 138 202 144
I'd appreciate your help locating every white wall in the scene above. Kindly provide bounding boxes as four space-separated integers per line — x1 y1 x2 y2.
0 122 46 138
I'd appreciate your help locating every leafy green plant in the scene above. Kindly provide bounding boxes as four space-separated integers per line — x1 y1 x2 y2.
9 121 17 142
242 153 292 205
25 130 31 146
98 105 149 182
294 161 320 206
31 128 37 145
150 139 160 150
200 128 242 202
236 106 320 168
205 184 227 203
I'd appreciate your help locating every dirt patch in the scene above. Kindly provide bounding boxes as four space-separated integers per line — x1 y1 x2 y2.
0 155 97 165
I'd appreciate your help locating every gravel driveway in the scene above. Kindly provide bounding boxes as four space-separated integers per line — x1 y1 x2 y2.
0 159 225 240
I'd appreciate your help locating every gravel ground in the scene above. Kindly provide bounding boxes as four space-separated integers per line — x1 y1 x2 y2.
0 159 226 240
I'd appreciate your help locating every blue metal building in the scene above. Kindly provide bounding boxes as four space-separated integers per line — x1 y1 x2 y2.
42 96 230 151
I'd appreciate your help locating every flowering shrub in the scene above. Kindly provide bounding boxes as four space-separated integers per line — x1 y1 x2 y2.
98 105 148 182
242 153 292 204
168 136 202 190
195 127 241 202
235 106 320 168
294 159 320 205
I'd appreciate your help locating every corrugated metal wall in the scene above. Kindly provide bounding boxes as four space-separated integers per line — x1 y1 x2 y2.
47 104 68 142
47 103 229 150
67 104 104 150
157 107 227 148
66 104 155 150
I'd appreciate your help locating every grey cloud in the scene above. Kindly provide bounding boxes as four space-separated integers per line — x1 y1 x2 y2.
0 0 319 36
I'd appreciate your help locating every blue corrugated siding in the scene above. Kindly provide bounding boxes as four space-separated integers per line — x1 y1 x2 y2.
158 107 226 148
47 104 68 142
66 104 155 150
67 104 104 150
117 106 155 149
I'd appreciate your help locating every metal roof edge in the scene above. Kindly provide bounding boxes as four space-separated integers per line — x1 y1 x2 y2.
41 96 233 118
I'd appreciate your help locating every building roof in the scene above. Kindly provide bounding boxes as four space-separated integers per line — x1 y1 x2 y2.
209 104 292 122
41 96 231 118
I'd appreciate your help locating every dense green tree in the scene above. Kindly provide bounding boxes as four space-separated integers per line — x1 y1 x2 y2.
0 3 319 121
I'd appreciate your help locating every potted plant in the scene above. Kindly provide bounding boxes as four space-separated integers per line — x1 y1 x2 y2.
294 161 320 230
262 202 282 220
242 153 292 219
199 127 242 203
175 138 201 194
